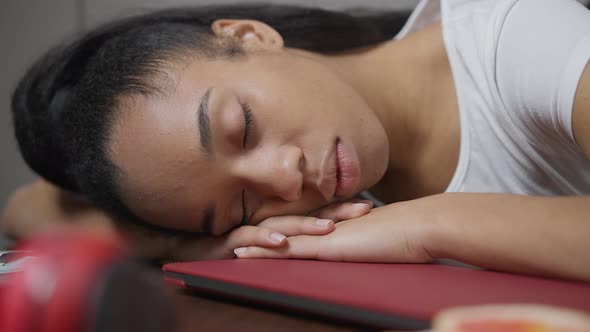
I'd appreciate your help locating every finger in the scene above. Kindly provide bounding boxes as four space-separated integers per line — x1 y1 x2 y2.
171 224 298 261
224 225 288 250
257 215 334 237
233 246 290 259
233 235 326 260
310 200 373 221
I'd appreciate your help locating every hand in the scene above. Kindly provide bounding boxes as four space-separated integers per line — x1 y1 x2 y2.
1 180 116 238
233 199 434 263
170 200 374 261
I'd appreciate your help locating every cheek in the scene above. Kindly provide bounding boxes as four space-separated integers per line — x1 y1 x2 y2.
123 186 205 232
353 116 390 187
235 60 329 118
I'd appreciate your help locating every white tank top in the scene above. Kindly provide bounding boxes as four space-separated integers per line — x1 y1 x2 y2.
394 0 590 196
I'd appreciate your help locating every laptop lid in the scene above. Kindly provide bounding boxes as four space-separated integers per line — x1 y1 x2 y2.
163 259 590 330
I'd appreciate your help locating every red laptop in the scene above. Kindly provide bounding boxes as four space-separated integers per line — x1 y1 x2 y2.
163 259 590 330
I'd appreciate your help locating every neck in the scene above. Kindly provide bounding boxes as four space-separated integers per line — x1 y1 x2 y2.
294 23 459 200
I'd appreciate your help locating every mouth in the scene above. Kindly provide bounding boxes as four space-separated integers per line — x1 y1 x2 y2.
334 137 360 198
317 137 360 201
317 141 338 201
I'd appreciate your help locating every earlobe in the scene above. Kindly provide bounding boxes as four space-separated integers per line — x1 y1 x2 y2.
211 19 284 51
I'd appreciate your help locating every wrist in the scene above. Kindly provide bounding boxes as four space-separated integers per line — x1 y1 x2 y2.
415 193 456 261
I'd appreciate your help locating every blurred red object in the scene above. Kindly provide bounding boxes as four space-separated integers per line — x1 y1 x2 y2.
0 230 174 332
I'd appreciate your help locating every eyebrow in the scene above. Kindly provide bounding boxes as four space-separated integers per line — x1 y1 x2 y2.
201 203 216 234
197 87 214 156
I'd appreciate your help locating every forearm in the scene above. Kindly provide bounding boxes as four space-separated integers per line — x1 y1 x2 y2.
426 193 590 281
1 179 175 259
1 180 115 237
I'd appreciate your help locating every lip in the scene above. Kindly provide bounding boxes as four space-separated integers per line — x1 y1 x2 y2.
335 138 360 198
317 141 338 201
317 138 360 201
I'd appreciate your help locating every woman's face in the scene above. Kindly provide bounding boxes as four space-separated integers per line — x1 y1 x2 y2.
109 23 389 235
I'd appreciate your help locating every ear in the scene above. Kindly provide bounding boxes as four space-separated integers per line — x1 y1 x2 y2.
211 19 284 51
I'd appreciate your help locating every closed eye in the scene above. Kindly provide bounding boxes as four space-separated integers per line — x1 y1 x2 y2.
240 100 253 226
241 101 253 148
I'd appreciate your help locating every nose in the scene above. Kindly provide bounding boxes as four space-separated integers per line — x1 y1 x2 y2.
233 144 304 202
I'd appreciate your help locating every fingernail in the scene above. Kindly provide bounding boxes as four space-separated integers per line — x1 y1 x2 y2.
353 203 371 210
360 200 374 208
315 219 333 227
270 232 286 244
234 247 248 256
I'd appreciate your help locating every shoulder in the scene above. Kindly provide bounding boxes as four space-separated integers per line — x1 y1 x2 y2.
439 0 519 80
573 59 590 159
440 0 517 29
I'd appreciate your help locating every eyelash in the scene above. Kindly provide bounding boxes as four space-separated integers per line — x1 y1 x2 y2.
241 101 253 148
240 100 253 226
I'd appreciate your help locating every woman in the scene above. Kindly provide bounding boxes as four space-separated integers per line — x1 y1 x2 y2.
3 0 590 281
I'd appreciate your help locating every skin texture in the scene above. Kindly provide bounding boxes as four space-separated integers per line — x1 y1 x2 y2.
109 20 459 235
